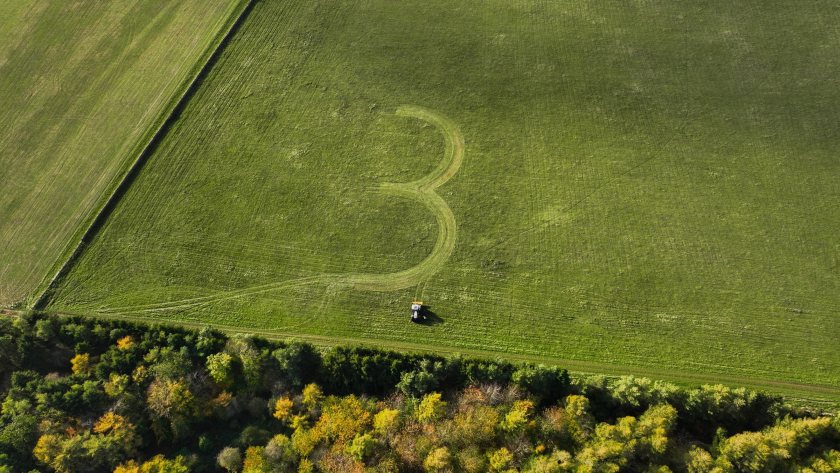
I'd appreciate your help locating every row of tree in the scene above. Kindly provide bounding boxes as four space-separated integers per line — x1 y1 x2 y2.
0 313 836 472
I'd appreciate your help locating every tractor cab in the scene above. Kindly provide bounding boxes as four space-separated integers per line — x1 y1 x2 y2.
410 301 425 322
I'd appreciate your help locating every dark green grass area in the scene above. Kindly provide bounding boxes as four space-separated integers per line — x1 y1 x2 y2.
47 0 840 399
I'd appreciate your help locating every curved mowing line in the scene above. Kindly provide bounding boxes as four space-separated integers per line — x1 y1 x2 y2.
97 105 464 315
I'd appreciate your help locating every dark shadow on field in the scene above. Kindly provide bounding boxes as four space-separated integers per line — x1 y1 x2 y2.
417 306 444 326
33 0 258 310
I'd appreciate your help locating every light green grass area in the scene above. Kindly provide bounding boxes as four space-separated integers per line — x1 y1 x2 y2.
0 0 242 307
47 0 840 400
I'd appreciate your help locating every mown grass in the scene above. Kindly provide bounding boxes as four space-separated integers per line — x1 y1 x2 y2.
0 0 242 307
47 0 840 400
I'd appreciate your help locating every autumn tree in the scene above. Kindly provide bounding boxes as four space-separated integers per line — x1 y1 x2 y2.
501 400 534 432
417 392 447 424
452 404 499 446
714 417 835 472
147 379 198 440
301 383 324 413
488 447 514 472
574 404 677 471
347 433 377 462
312 395 373 444
71 353 91 375
373 408 400 436
32 413 140 473
113 455 190 473
242 446 269 473
206 352 235 389
424 447 452 472
227 335 265 392
264 434 297 470
218 446 243 473
116 336 135 351
272 396 295 424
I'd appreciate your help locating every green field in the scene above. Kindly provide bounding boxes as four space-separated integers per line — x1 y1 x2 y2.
0 0 242 307
43 0 840 399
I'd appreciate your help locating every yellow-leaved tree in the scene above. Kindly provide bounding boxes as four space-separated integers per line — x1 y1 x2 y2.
273 396 295 423
116 335 135 350
312 395 372 444
113 455 190 473
374 408 400 435
302 383 324 412
501 400 534 432
70 353 90 374
424 447 452 472
417 392 447 424
574 404 677 472
488 447 514 472
715 417 835 472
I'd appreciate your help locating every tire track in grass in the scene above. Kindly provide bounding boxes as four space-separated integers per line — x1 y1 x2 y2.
22 307 840 403
97 105 464 315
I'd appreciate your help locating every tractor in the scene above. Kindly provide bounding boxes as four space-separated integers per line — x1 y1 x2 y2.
410 301 425 322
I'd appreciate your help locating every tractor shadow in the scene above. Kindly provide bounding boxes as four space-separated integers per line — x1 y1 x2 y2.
417 306 444 326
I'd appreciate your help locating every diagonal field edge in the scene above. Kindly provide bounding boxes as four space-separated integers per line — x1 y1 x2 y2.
31 0 257 310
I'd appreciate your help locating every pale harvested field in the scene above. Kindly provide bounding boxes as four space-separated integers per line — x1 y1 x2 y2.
0 0 242 307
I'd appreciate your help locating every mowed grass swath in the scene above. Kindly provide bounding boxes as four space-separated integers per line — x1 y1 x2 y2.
46 0 840 400
0 0 245 307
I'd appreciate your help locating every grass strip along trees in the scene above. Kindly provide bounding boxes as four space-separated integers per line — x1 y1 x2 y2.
0 313 837 472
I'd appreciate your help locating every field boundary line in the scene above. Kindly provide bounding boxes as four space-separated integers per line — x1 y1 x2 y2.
23 308 840 404
30 0 257 310
2 307 837 405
